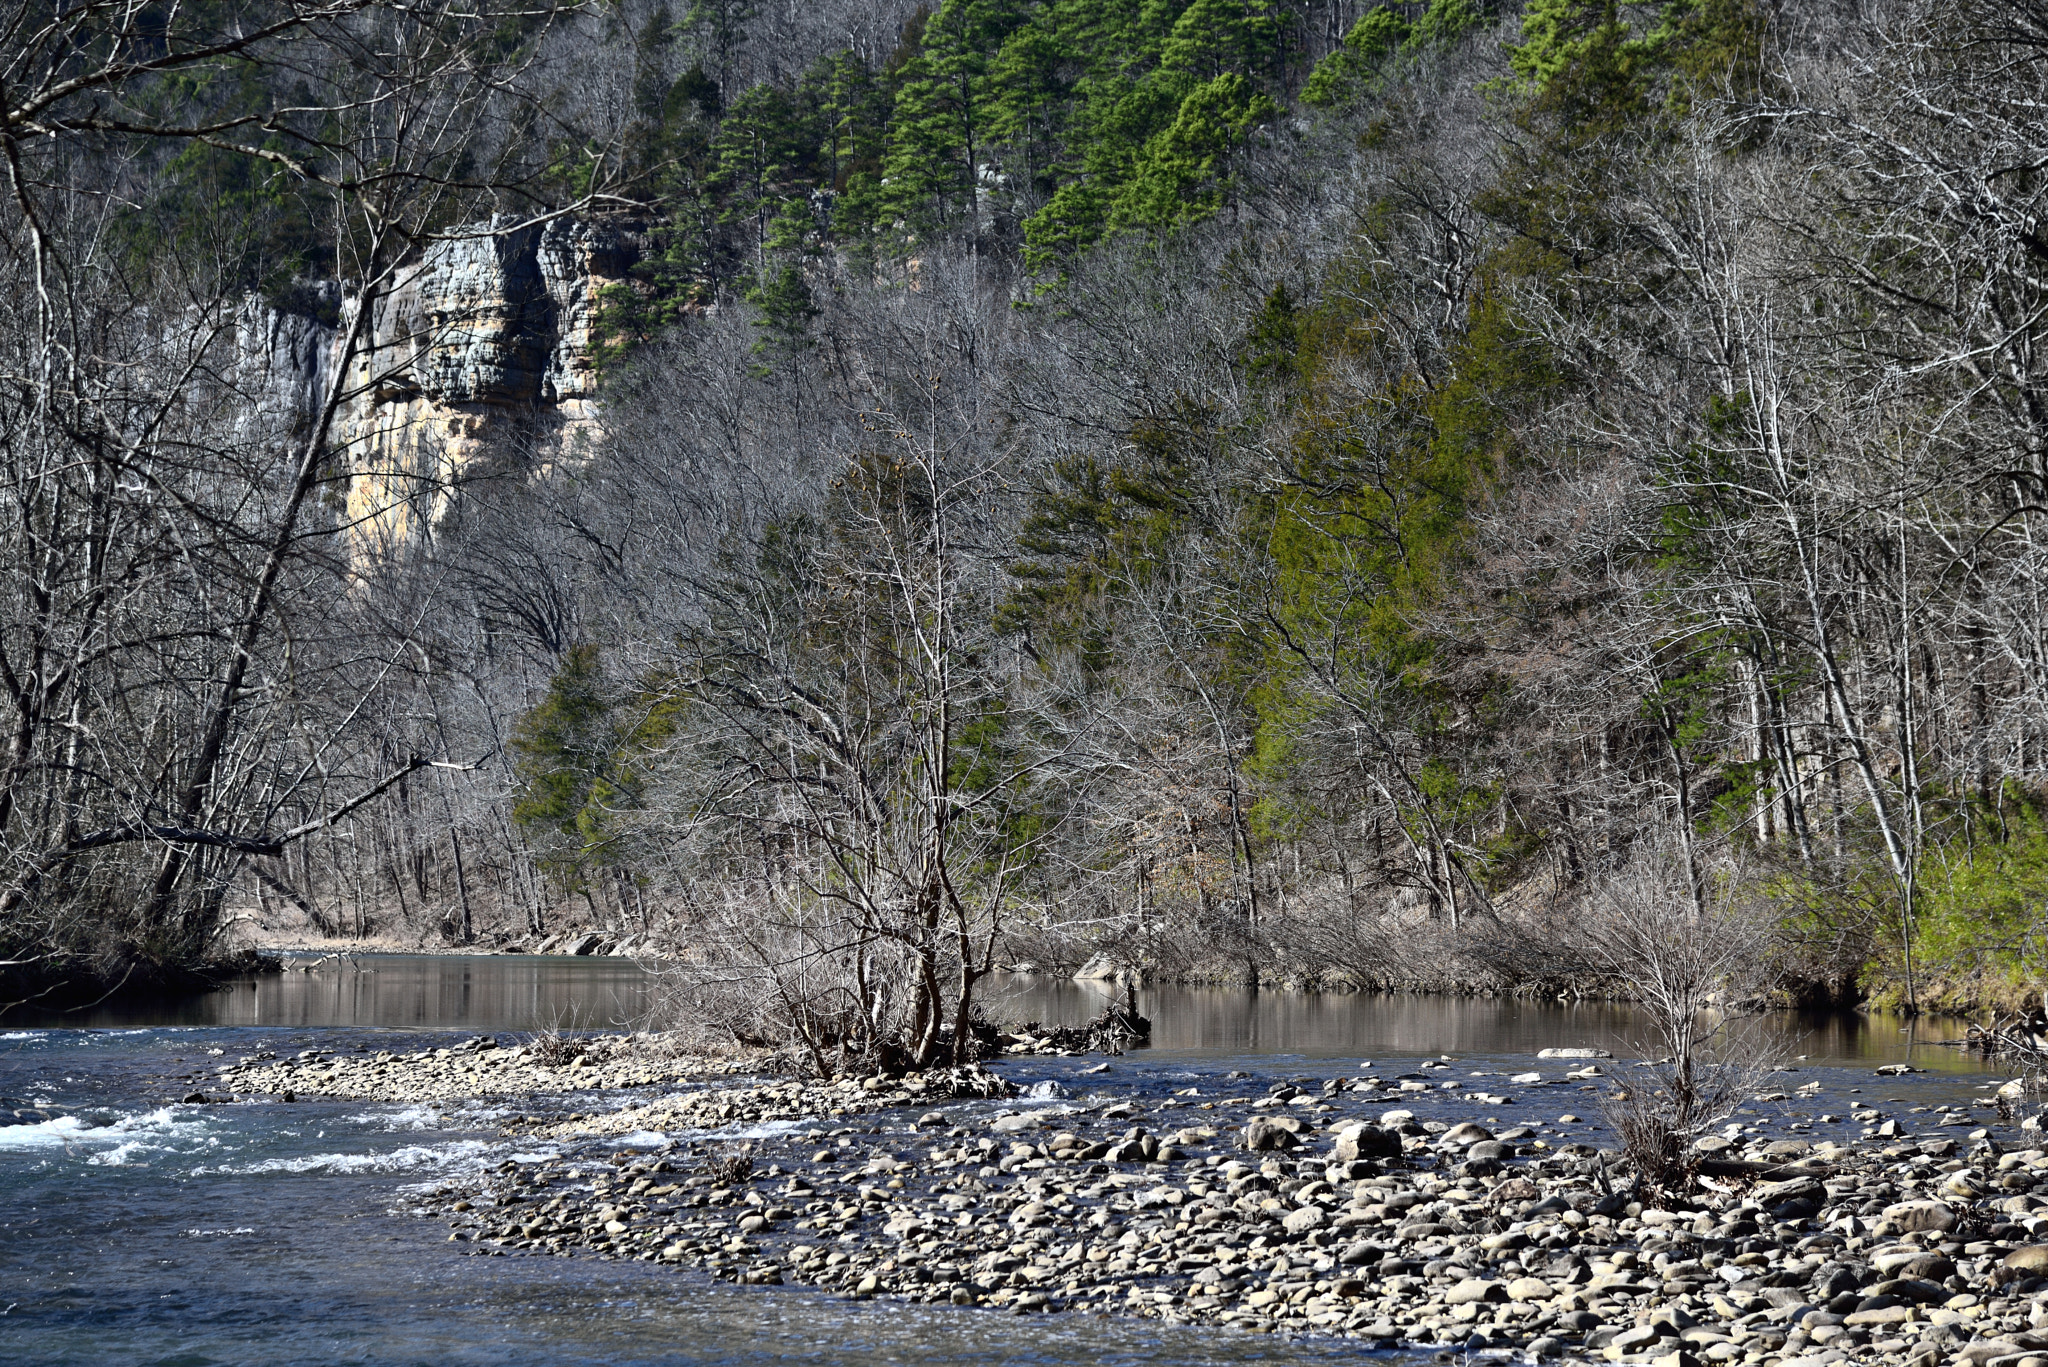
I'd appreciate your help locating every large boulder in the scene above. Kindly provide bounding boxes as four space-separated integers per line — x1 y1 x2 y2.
1332 1123 1402 1161
1445 1279 1508 1305
1244 1116 1303 1151
1282 1206 1327 1235
1880 1199 1956 1234
1871 1277 1951 1305
1993 1247 2048 1287
1956 1342 2037 1367
2005 1245 2048 1275
1338 1241 1382 1266
1899 1254 1955 1283
1755 1175 1824 1205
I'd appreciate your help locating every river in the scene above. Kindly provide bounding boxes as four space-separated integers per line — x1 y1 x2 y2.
0 955 2010 1365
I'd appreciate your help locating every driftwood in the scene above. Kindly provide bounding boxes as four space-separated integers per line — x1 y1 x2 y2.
1696 1157 1835 1181
1965 1017 2048 1066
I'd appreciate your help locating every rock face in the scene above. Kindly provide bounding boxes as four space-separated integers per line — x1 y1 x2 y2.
232 285 339 436
248 215 641 553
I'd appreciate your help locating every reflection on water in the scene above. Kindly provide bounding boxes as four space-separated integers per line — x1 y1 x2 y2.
981 975 1985 1071
14 953 666 1032
10 954 1990 1073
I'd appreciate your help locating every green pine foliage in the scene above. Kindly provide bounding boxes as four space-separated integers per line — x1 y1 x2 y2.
510 646 628 889
1000 0 1779 933
510 645 687 893
1912 796 2048 1010
1301 7 1409 107
579 0 1518 346
1106 74 1278 231
882 0 1031 233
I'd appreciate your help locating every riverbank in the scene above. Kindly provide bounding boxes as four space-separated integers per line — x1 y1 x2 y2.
192 1030 2048 1366
230 938 2012 1029
221 917 1921 1022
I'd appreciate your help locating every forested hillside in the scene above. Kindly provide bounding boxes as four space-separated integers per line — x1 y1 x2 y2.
7 0 2048 1048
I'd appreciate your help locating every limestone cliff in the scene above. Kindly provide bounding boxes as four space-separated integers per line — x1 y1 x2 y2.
231 284 338 436
246 215 641 552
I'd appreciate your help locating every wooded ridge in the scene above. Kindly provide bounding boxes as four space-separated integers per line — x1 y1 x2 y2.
5 0 2047 1045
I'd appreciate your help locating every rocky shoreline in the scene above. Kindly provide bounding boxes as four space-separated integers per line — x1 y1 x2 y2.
201 1032 727 1106
190 1037 2048 1367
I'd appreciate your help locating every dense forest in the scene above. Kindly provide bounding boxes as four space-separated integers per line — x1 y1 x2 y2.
6 0 2048 1055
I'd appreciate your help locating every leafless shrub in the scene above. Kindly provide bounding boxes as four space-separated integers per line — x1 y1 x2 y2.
525 1007 590 1066
701 1143 754 1186
919 1065 1017 1099
1588 845 1781 1196
988 922 1080 976
1003 999 1151 1056
617 1029 724 1063
525 1029 581 1067
648 883 882 1078
574 260 1059 1074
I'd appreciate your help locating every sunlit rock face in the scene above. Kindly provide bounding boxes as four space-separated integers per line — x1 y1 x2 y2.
244 216 640 555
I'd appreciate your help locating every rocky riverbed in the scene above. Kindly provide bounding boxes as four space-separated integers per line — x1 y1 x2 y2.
187 1035 2048 1367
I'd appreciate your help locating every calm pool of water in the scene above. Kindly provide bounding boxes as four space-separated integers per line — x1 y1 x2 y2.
12 955 1989 1073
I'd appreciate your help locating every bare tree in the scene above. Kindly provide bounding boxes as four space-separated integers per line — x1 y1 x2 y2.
505 255 1085 1070
0 0 629 990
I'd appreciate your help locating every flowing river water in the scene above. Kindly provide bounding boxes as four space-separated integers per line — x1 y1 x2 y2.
0 955 2011 1366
